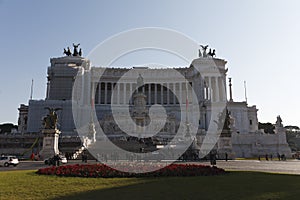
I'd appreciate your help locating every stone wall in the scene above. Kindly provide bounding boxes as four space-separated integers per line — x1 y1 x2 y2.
232 131 292 158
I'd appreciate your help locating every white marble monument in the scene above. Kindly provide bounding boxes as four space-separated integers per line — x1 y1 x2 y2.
39 108 61 159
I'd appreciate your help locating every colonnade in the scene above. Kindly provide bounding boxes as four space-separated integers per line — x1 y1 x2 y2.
204 76 226 102
91 75 226 105
93 82 192 105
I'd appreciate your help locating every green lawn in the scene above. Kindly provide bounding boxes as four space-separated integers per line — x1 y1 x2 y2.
0 170 300 200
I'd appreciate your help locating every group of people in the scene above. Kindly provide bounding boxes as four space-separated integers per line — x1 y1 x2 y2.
45 154 61 166
258 153 286 161
30 152 40 161
209 152 230 166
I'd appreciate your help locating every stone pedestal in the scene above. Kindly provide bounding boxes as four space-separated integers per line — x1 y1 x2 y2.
88 121 96 143
39 129 60 159
132 92 148 138
217 136 235 159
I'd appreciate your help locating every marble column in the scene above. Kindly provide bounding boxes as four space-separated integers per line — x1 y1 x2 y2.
80 71 85 105
98 83 101 105
219 77 226 102
179 82 182 104
46 80 50 100
173 83 176 104
208 77 212 101
123 83 126 104
167 83 170 105
154 84 157 104
161 84 163 104
215 77 220 102
117 83 120 104
104 82 107 104
91 82 95 106
148 84 151 105
130 83 133 104
204 78 209 100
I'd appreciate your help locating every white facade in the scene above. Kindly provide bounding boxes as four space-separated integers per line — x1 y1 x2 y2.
227 101 291 157
20 54 292 158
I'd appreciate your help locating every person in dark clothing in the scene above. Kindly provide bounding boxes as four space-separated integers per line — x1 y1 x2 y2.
209 151 217 166
82 152 85 163
84 154 88 163
82 152 88 163
53 154 60 166
277 153 281 161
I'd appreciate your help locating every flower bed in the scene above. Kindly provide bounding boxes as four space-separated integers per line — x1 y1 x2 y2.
36 163 225 178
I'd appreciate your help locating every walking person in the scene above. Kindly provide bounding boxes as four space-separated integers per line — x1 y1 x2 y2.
81 152 85 163
55 154 60 166
84 154 88 163
209 151 217 166
30 152 35 161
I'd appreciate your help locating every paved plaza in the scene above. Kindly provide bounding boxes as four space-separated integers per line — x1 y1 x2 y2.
211 160 300 175
1 159 300 175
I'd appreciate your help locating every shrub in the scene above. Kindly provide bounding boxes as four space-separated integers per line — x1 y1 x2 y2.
37 163 225 178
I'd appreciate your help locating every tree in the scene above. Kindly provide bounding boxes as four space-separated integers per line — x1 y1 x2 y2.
258 122 275 134
284 125 300 130
0 123 18 134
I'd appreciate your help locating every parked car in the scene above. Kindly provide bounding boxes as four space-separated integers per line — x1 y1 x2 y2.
0 155 19 167
44 155 67 165
60 155 68 164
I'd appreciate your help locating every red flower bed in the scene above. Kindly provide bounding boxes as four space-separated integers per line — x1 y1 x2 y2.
37 163 225 178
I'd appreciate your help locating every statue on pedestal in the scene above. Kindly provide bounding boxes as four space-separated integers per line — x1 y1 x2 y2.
43 107 61 129
137 74 144 92
40 107 62 159
214 109 232 137
223 109 232 131
276 115 283 127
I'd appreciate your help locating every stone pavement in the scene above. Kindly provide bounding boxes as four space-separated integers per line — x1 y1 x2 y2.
1 159 300 175
206 160 300 175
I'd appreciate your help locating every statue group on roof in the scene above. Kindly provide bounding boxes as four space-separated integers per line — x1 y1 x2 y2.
198 44 216 58
63 43 82 57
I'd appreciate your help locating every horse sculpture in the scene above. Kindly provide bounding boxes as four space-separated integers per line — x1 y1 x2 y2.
63 44 81 57
63 47 72 56
208 49 216 57
72 43 80 56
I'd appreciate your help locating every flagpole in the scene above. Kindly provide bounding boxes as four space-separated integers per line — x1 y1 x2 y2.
30 79 33 100
244 81 247 103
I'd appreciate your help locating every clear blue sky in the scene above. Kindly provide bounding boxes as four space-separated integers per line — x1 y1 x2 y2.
0 0 300 126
